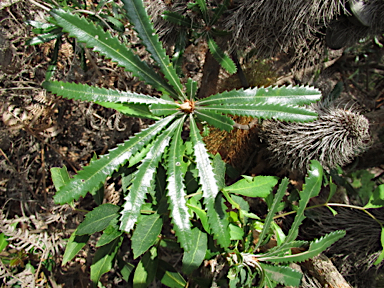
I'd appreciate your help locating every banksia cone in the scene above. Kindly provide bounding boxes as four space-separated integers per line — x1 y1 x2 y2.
260 103 371 172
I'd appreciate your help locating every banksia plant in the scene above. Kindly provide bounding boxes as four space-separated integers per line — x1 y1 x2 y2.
260 102 371 172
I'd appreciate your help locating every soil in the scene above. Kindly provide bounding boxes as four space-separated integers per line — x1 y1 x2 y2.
1 1 384 287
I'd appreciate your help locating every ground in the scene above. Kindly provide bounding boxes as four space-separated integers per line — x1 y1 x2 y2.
1 1 384 287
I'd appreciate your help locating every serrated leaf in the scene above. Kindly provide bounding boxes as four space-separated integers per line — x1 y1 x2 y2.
365 184 384 209
120 117 183 232
186 78 198 100
209 0 229 25
162 11 197 28
285 161 323 243
150 103 180 116
197 86 322 106
260 263 302 287
198 103 318 122
165 115 192 251
258 230 345 263
255 178 289 251
43 81 173 105
182 228 207 274
212 153 226 190
96 217 123 247
27 31 63 45
76 204 120 235
189 115 230 247
62 231 90 266
49 9 176 97
131 214 163 259
194 110 234 132
157 260 187 288
133 248 158 288
195 0 209 23
223 175 278 198
97 101 160 120
54 115 175 204
122 0 184 100
207 36 236 74
51 166 70 190
90 237 122 284
206 193 231 248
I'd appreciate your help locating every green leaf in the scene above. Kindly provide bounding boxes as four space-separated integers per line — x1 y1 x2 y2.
162 11 197 28
120 117 183 233
51 166 70 190
54 115 175 204
90 236 122 284
186 78 198 100
365 184 384 209
195 0 209 23
117 256 135 282
122 0 184 100
197 86 322 106
76 204 120 235
229 224 244 240
150 103 180 116
96 217 123 247
258 230 345 263
43 81 173 105
96 101 160 120
209 0 229 25
207 36 236 74
212 153 226 190
0 233 8 253
182 228 207 274
374 228 384 265
260 263 302 287
186 202 210 233
189 115 230 247
131 214 163 259
62 230 90 265
50 9 176 97
165 115 192 251
198 103 318 122
285 161 323 243
157 260 187 288
27 31 63 45
133 248 158 288
194 110 234 132
223 176 278 198
255 178 289 251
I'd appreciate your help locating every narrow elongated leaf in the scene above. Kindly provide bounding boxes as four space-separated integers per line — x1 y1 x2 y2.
90 237 122 284
207 36 236 74
186 78 198 100
96 101 160 120
196 86 321 106
374 228 384 265
54 115 175 204
122 0 184 100
223 175 278 197
43 81 173 105
131 214 163 259
254 178 289 251
49 9 176 97
260 263 302 286
120 117 183 232
76 204 120 235
150 103 180 116
162 11 197 28
198 103 318 122
195 0 209 23
182 228 207 274
194 110 234 132
209 0 229 25
189 115 219 201
285 161 323 243
165 115 192 251
258 230 346 263
189 115 230 247
62 231 90 266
